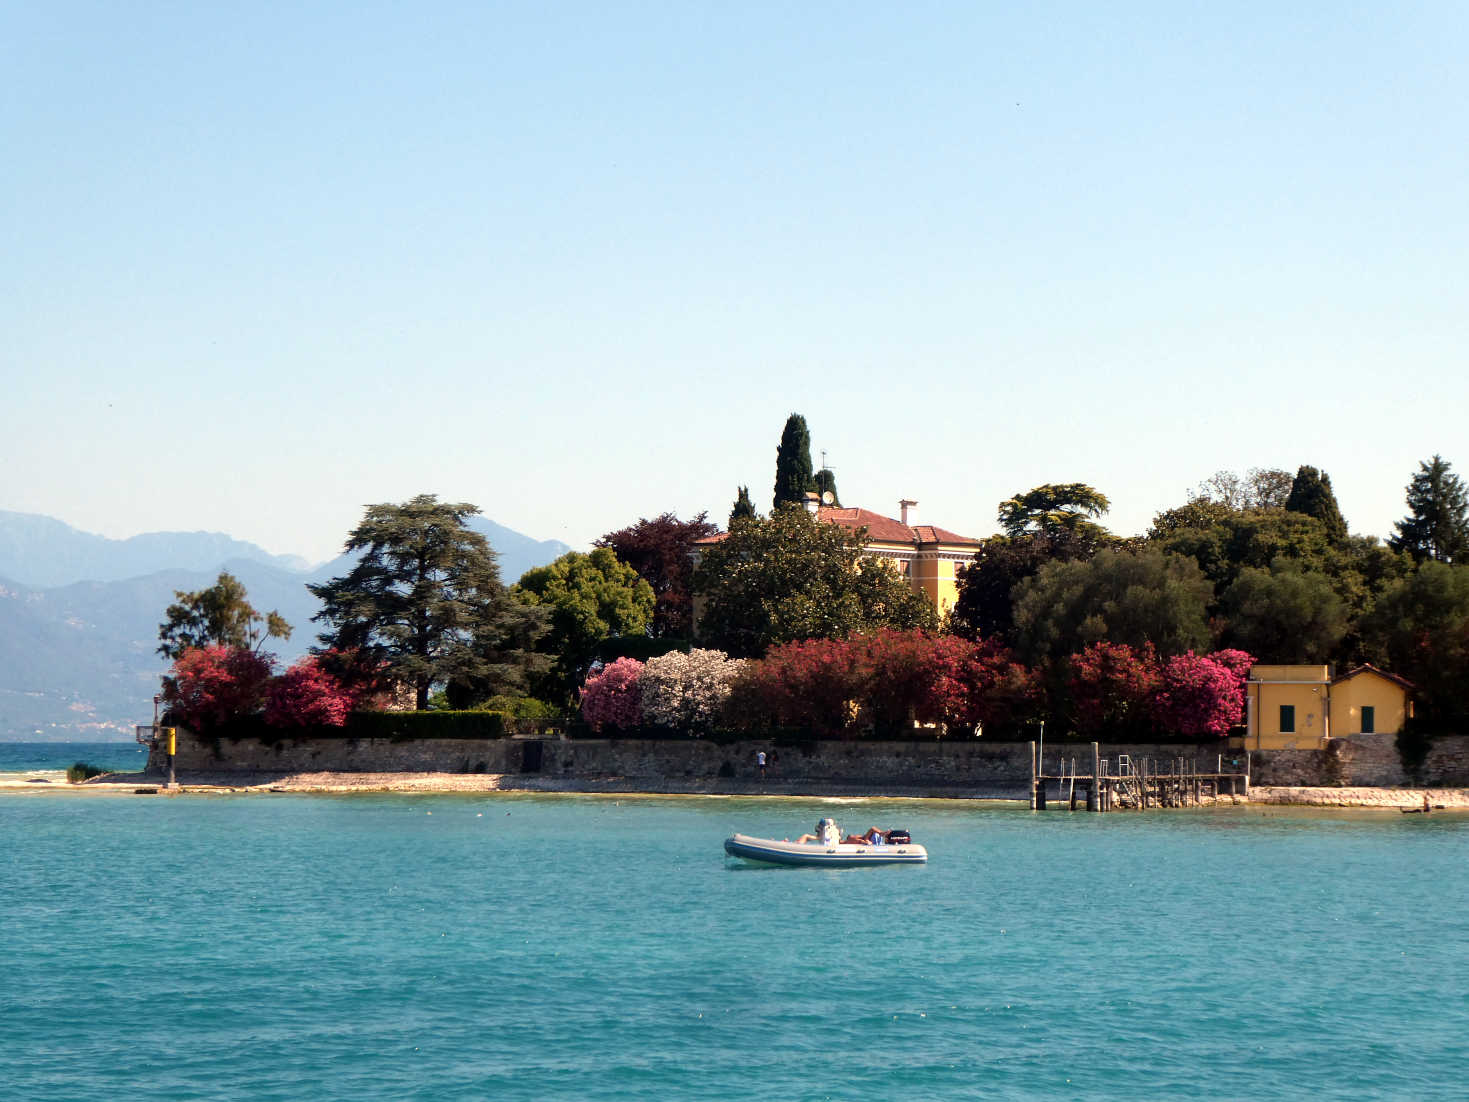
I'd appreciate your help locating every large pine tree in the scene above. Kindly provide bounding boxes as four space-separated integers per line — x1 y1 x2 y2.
1284 465 1348 543
1391 455 1469 564
772 413 816 511
309 495 541 710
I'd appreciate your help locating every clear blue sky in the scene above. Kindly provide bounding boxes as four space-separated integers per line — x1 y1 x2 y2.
5 2 1466 566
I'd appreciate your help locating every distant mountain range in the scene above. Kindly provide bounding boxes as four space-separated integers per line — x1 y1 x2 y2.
0 511 571 741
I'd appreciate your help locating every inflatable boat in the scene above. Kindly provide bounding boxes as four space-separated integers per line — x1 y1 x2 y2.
723 832 928 867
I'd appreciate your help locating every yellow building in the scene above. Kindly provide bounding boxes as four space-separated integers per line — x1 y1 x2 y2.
692 497 981 620
1244 664 1413 749
815 499 981 616
1330 665 1413 737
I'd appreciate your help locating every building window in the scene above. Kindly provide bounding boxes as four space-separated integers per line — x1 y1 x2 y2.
1279 705 1295 733
1361 706 1375 734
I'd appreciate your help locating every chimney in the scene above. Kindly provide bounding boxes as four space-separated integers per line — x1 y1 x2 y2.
804 491 821 515
899 499 917 526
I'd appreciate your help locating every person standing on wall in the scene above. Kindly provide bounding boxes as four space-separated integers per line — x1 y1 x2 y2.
756 749 767 780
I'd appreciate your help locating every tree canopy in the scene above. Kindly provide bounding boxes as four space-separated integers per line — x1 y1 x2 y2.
512 548 655 706
1284 465 1348 543
596 511 719 638
1390 455 1469 565
308 495 538 710
1012 547 1214 663
693 508 937 657
1218 563 1348 663
951 528 1108 644
814 467 840 507
158 571 291 659
772 413 816 511
1188 467 1292 511
1362 562 1469 726
997 483 1111 540
729 486 757 524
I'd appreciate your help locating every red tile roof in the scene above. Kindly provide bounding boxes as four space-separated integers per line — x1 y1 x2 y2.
691 507 981 548
818 507 980 546
1333 664 1415 690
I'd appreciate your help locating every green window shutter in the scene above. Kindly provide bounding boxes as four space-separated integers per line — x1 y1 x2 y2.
1361 706 1375 734
1279 704 1295 733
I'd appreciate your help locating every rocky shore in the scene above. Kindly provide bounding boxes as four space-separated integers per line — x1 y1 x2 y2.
4 769 1468 808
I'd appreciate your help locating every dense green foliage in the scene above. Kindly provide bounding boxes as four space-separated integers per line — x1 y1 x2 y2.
693 508 937 657
1362 562 1469 727
512 547 655 707
1284 465 1348 543
596 512 719 637
214 709 519 742
1391 455 1469 565
951 528 1111 644
729 486 757 524
997 483 1111 540
1218 564 1349 662
158 571 291 659
771 413 817 510
309 495 544 710
1013 548 1214 663
814 468 840 507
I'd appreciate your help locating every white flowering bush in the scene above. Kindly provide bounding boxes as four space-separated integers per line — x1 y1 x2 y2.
639 648 745 732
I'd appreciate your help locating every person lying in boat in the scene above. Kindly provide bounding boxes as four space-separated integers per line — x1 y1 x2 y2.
841 826 888 845
793 818 842 845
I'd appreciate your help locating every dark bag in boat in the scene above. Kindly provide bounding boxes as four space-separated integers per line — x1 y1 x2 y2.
886 830 911 844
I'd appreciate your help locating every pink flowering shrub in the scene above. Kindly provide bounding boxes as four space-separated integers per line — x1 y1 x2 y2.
580 658 645 731
1153 651 1249 736
942 637 1041 731
162 645 276 731
1066 642 1161 738
727 638 867 735
266 656 356 728
725 631 1041 737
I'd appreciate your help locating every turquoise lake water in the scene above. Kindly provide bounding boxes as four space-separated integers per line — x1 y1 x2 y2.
3 779 1467 1100
0 741 150 773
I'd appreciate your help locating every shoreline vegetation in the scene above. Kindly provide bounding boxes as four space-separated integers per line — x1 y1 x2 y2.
3 768 1467 808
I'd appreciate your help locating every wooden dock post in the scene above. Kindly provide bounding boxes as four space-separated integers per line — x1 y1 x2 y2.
1029 741 1037 811
1088 742 1100 812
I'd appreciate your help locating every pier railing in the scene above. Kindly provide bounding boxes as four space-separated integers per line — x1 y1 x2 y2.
1029 741 1249 812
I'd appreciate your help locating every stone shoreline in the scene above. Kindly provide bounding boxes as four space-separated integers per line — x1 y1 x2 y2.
4 770 1469 808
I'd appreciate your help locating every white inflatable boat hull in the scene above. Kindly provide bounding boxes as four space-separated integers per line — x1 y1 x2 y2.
723 833 928 867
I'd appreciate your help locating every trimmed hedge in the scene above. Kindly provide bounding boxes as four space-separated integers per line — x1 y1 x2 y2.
209 710 538 743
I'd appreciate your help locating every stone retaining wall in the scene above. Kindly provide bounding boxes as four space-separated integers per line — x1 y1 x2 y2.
153 727 1469 790
1250 733 1469 788
156 729 1234 789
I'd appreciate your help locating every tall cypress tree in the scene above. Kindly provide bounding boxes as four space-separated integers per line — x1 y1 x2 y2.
729 486 757 524
1391 455 1469 563
814 468 840 507
772 413 816 511
1284 465 1348 543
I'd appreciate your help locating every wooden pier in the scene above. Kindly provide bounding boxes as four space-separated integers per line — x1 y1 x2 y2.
1029 741 1249 812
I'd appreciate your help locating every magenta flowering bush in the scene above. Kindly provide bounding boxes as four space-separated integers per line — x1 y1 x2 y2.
1153 651 1248 736
266 656 356 728
162 645 276 731
579 658 645 731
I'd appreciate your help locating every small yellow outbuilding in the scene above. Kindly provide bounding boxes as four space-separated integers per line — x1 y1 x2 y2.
1244 664 1413 750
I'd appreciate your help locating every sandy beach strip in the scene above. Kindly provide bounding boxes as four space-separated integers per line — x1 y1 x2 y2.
3 769 1468 808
